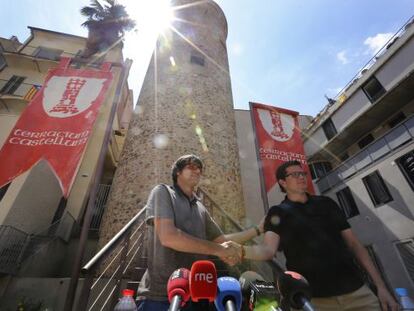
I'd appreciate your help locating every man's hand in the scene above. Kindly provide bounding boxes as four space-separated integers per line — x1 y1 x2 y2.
377 286 399 311
218 241 242 266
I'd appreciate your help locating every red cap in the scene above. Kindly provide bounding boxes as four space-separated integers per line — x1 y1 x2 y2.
122 289 135 297
189 260 217 302
285 271 302 280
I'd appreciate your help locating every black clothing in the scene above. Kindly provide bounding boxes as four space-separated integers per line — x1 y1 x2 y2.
264 195 364 297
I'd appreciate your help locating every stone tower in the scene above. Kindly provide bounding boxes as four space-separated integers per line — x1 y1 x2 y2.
99 0 245 243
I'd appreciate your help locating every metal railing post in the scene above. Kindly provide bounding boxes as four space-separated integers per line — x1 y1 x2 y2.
76 272 94 311
109 231 131 309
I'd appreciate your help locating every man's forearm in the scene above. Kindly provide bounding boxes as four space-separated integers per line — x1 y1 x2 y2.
353 243 387 288
224 226 260 244
244 244 274 261
160 227 223 256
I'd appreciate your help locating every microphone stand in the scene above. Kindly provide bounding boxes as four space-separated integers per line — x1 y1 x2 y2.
225 300 237 311
168 295 182 311
297 296 316 311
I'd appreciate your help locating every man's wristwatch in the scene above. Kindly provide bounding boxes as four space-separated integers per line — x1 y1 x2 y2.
254 225 261 236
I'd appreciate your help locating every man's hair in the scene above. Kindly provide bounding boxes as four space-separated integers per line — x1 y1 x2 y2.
275 160 302 193
171 154 203 184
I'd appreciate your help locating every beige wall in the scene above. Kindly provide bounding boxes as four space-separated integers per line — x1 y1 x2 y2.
0 28 131 236
0 161 62 233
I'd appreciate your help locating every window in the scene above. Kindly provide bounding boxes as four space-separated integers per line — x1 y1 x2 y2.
397 150 414 190
340 152 350 162
358 133 374 149
33 46 63 61
362 76 386 103
190 51 205 66
0 75 25 94
0 53 6 70
336 187 359 218
0 183 10 201
309 162 332 180
362 171 393 206
395 240 414 283
322 118 337 140
388 112 406 128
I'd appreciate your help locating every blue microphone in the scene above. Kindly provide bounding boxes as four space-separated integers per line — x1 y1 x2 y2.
214 277 242 311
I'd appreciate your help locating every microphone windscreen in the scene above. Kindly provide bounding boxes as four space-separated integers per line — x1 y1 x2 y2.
167 268 190 306
214 277 242 311
189 260 217 302
238 271 265 296
248 280 280 310
277 271 311 309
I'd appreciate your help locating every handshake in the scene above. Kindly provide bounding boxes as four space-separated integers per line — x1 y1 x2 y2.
218 241 244 266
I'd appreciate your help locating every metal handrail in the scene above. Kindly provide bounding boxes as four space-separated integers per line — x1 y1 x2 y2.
76 187 286 310
198 188 244 231
82 207 146 274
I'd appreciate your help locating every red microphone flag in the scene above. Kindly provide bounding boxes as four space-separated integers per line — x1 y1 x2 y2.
0 58 113 197
190 260 217 302
167 268 191 307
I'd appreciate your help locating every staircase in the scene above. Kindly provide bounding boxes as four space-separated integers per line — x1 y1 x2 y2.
0 213 70 276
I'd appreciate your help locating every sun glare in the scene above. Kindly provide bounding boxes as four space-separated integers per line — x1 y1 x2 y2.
122 0 174 36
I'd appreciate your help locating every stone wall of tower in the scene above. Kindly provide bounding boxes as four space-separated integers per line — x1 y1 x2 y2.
99 0 246 244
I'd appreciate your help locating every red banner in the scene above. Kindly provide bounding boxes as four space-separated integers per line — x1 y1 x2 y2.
250 102 314 203
0 58 113 197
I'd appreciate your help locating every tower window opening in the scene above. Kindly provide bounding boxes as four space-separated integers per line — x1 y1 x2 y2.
190 51 205 66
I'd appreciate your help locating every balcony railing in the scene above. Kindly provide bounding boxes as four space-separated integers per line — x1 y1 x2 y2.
305 15 414 133
0 79 41 99
316 114 414 193
0 211 76 275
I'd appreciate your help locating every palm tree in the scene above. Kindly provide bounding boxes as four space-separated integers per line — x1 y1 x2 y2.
80 0 135 58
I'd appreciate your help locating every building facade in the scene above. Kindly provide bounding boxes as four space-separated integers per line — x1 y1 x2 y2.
0 27 133 309
303 18 414 293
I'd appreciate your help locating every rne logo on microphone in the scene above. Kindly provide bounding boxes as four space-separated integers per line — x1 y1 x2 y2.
194 272 214 283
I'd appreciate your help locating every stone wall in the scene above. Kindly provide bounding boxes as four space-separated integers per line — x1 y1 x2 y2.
99 0 246 245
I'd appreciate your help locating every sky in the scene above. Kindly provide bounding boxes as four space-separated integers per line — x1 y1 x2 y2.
0 0 413 117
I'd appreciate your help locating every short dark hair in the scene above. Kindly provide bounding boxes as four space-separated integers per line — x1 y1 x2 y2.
275 160 302 193
171 154 203 184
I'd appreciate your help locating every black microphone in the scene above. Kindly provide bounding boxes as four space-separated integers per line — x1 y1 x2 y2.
239 271 281 310
277 271 314 311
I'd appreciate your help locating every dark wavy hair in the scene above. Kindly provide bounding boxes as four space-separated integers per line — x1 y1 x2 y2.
171 154 203 184
275 160 302 193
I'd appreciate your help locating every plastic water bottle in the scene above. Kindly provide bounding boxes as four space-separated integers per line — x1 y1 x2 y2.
395 288 414 310
114 289 138 311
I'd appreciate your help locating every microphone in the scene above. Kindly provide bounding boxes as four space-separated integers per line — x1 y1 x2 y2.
238 271 280 311
238 271 265 297
214 277 242 311
189 260 217 304
167 268 190 311
277 271 314 311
